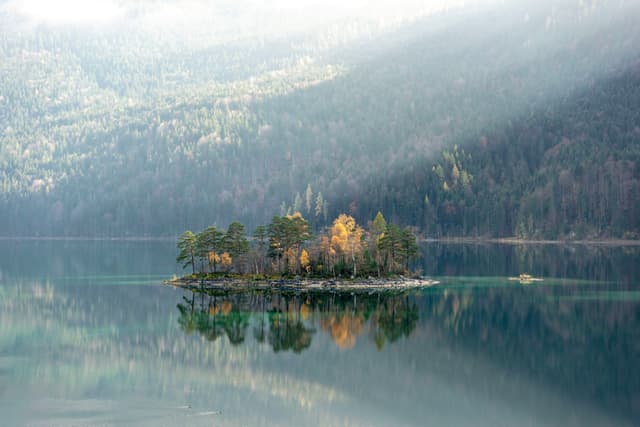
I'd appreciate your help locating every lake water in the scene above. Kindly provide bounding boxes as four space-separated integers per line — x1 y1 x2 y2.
0 240 638 426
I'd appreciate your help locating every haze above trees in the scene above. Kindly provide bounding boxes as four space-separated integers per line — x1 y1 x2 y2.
1 0 638 239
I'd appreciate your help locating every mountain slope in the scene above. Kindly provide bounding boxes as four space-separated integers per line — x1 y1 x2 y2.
349 68 640 238
0 1 638 237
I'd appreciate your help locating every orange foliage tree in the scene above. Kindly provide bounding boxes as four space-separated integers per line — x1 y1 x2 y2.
329 214 365 277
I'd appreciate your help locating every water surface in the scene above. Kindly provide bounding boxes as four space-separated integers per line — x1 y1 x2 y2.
0 240 638 426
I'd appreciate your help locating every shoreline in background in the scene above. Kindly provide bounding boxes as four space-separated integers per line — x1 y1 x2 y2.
422 237 640 246
1 236 640 245
0 236 176 241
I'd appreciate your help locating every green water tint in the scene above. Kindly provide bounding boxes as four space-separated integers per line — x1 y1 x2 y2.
60 274 172 280
167 282 640 427
0 276 169 289
57 278 167 287
555 290 640 301
75 279 166 286
428 275 610 290
2 240 639 427
57 275 170 286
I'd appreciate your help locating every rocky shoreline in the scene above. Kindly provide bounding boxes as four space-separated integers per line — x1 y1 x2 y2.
165 276 439 292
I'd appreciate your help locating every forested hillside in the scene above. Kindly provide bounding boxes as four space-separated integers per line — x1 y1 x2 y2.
1 0 638 238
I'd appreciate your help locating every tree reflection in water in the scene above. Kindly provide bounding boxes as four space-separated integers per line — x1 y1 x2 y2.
176 289 420 353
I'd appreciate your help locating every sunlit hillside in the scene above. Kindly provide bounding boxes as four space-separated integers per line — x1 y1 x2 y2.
0 0 638 238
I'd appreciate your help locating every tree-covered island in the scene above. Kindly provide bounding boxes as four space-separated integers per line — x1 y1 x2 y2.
171 211 434 289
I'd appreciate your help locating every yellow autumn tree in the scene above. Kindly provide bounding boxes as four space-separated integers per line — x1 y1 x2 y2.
320 312 364 350
285 248 297 274
208 251 221 272
220 252 233 271
330 214 365 277
300 249 310 274
286 211 304 220
300 302 311 320
221 300 233 315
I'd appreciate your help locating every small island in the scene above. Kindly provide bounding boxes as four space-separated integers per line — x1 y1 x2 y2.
167 211 439 291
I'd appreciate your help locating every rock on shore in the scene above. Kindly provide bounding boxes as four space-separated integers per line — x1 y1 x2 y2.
165 276 439 292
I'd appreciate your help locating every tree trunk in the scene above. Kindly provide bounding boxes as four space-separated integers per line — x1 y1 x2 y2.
352 251 356 277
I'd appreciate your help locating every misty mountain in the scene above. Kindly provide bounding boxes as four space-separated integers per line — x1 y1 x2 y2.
0 0 638 237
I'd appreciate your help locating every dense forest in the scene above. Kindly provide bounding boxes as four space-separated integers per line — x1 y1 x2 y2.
1 1 639 238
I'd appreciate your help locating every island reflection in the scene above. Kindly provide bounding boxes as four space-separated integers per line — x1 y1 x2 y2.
177 289 419 353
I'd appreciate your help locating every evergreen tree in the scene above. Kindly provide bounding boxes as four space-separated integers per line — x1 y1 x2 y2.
378 224 406 274
401 227 419 271
371 211 387 277
198 226 224 272
305 184 313 215
315 192 324 219
176 231 197 274
267 214 312 274
293 192 302 214
372 212 387 236
223 222 250 271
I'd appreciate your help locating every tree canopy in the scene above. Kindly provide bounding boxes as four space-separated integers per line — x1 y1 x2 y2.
180 211 419 278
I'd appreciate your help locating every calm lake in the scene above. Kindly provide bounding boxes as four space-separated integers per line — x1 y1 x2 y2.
0 240 638 426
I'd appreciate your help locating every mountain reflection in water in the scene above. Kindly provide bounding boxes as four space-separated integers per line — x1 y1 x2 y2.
173 280 640 424
1 241 639 426
176 289 419 353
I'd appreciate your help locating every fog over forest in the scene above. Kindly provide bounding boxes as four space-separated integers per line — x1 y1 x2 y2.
1 0 639 238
